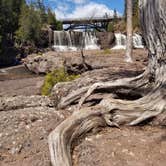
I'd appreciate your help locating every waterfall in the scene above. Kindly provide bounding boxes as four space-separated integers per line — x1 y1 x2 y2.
112 33 127 50
112 33 144 50
83 31 100 50
53 31 78 51
53 31 144 51
53 31 100 51
133 34 144 49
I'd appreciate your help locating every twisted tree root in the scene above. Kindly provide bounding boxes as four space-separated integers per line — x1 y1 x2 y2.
48 86 166 166
58 72 148 109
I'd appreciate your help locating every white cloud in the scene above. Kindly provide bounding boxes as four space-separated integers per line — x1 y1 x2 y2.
55 2 117 20
67 0 88 4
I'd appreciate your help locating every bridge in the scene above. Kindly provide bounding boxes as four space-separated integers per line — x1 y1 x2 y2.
61 17 123 31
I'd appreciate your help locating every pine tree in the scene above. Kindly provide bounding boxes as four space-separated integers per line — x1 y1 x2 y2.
0 0 26 65
132 0 139 30
15 4 42 45
47 8 57 26
113 9 118 23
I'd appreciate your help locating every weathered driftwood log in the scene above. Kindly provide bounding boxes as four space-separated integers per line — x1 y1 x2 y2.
48 1 166 166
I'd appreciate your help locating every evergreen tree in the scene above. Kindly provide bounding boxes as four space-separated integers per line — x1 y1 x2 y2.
0 0 26 65
113 9 118 23
0 0 62 65
124 0 139 30
47 8 57 26
35 0 47 24
47 8 62 30
107 22 114 32
15 4 42 45
132 0 139 30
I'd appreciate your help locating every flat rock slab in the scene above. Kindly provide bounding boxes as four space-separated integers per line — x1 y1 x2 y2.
0 77 44 97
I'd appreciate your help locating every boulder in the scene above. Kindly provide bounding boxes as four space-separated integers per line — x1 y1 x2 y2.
24 52 92 75
24 53 64 74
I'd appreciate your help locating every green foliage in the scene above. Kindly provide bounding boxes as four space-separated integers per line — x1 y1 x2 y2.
0 0 25 65
47 8 63 30
41 68 80 96
35 0 47 24
124 0 140 31
113 9 118 23
103 49 111 55
55 21 63 30
15 1 63 46
0 0 62 66
15 4 42 45
107 22 114 32
47 8 57 26
0 0 25 37
132 0 140 30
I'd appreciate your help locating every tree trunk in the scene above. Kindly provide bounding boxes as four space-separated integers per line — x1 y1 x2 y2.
125 0 133 62
139 0 166 84
48 1 166 166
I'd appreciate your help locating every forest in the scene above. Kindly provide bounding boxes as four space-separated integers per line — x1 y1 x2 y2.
0 0 62 66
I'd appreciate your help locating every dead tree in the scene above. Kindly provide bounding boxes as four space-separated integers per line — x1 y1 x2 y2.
48 0 166 165
125 0 133 62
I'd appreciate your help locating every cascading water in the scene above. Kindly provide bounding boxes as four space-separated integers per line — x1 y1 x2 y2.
53 31 78 51
53 31 100 51
83 32 100 50
133 34 144 49
112 33 127 50
112 33 144 50
53 31 144 51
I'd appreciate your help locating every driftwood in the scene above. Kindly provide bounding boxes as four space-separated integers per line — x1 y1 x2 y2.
48 1 166 166
51 64 144 108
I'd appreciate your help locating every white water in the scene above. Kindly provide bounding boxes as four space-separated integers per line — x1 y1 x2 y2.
133 34 144 49
53 31 100 51
112 33 144 50
112 33 126 50
53 31 144 51
83 32 100 50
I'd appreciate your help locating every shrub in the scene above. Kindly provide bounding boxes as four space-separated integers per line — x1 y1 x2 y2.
41 68 80 96
103 49 111 55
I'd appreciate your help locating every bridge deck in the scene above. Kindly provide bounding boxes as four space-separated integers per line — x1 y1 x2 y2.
62 17 122 24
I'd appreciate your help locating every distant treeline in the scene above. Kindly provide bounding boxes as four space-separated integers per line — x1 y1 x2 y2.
0 0 62 66
107 0 140 33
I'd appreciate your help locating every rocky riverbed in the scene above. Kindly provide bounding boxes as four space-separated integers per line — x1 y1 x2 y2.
0 49 166 166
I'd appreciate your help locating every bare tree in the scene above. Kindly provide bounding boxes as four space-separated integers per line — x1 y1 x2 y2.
125 0 133 62
48 0 166 165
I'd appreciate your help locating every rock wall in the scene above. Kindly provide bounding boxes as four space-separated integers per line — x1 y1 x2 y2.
96 32 115 49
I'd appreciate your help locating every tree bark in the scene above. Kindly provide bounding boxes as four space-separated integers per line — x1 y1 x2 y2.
139 0 166 84
125 0 133 62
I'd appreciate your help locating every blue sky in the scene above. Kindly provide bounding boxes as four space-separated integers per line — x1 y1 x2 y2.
28 0 124 20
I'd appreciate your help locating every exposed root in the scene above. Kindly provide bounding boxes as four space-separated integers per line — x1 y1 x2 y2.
78 70 153 108
58 72 149 109
48 87 166 166
78 75 143 108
